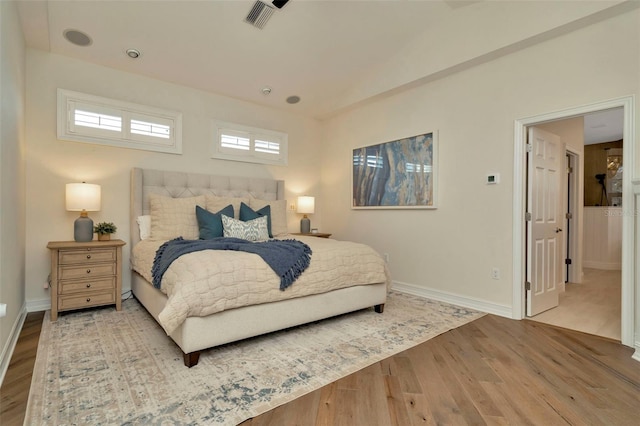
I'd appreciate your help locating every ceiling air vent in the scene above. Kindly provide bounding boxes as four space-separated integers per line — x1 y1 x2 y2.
245 1 275 29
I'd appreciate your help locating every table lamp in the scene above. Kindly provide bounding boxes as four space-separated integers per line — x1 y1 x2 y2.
297 196 315 233
66 183 101 242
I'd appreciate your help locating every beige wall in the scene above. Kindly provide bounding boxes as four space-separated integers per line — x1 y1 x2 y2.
24 50 323 306
0 0 27 372
321 10 639 313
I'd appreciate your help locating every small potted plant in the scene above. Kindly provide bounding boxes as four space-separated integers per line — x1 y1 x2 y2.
94 222 117 241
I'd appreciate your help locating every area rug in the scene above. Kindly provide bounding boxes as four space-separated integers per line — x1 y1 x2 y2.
25 291 484 425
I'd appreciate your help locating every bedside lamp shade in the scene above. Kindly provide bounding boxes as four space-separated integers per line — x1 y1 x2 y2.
297 196 315 233
66 183 101 242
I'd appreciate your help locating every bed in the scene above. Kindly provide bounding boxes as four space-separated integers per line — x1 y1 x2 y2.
130 168 388 367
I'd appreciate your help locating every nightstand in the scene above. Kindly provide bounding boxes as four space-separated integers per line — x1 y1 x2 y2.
292 232 332 238
47 239 126 321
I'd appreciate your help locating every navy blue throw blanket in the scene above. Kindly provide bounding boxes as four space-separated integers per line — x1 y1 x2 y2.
151 237 312 291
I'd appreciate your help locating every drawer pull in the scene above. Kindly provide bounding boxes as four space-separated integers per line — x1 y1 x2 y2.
86 283 92 288
86 269 91 274
86 298 91 302
86 254 91 259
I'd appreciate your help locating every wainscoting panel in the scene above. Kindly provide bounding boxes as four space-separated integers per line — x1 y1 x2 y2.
583 207 622 270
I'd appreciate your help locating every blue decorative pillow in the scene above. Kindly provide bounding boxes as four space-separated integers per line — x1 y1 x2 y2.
239 202 272 238
196 204 234 239
222 214 269 241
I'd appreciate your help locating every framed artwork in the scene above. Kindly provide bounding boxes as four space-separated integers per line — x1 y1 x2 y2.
352 132 437 209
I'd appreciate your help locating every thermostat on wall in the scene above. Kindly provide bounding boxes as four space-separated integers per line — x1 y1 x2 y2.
487 173 500 184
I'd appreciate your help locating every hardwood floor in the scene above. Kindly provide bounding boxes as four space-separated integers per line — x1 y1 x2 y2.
530 268 621 340
2 312 639 425
0 311 44 426
242 316 640 426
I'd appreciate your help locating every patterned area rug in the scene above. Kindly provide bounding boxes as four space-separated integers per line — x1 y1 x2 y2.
25 292 484 425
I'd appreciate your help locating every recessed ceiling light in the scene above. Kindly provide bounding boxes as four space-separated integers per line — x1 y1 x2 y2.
286 96 301 104
126 49 141 59
63 29 92 47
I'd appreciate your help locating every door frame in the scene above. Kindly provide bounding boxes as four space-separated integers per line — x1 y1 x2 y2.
564 148 582 285
512 95 635 348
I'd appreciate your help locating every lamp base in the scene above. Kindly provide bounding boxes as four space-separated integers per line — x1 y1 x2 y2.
74 215 94 242
300 216 310 234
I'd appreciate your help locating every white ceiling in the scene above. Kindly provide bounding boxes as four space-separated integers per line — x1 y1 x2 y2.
15 0 627 143
18 0 462 118
584 108 624 145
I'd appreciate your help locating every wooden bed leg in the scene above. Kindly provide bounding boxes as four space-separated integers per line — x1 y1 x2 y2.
183 351 201 368
374 303 385 313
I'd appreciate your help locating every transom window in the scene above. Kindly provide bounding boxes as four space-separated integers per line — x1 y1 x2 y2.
74 109 121 132
212 121 288 166
130 119 171 139
57 89 182 154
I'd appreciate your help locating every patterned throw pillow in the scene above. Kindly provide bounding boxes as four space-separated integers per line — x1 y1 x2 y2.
221 215 269 241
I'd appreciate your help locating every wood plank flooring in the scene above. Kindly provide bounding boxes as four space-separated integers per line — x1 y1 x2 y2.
241 316 640 426
0 311 45 426
530 268 621 340
2 312 639 425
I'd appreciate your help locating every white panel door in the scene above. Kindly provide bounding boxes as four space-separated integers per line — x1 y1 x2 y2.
527 127 562 316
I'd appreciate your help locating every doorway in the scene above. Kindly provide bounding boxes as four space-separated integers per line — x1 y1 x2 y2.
512 96 635 348
528 113 623 340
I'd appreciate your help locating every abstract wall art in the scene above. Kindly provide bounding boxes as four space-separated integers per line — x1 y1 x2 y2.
352 132 437 209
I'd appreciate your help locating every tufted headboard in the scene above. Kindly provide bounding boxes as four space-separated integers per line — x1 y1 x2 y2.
130 168 285 246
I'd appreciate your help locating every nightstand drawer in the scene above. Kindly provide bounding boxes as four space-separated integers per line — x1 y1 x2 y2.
58 263 115 280
59 277 115 295
58 292 116 311
59 248 115 265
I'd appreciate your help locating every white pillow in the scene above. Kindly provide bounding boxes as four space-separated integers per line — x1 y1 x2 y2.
205 194 249 219
249 198 288 236
222 215 269 241
136 215 151 240
149 194 205 240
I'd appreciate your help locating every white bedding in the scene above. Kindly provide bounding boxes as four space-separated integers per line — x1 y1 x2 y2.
131 235 388 334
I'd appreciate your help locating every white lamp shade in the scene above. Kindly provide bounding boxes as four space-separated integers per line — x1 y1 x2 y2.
297 196 315 214
66 183 101 212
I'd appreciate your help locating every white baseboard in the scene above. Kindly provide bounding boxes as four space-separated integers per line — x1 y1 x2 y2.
633 341 640 363
27 298 50 313
391 280 512 318
0 302 27 386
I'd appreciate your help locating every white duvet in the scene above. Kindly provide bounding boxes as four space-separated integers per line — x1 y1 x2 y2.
131 235 388 334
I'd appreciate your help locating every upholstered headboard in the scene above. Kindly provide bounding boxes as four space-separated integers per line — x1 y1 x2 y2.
130 168 285 246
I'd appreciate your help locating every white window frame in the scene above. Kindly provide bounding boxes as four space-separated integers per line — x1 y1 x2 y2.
212 120 288 166
57 89 183 154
